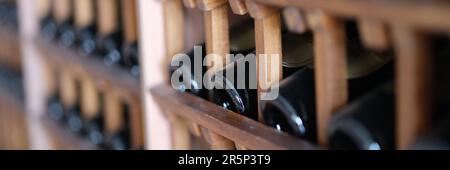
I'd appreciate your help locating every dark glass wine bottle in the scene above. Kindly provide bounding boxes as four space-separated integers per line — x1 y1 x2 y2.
210 31 315 121
327 82 395 150
261 21 393 142
39 0 57 41
262 66 317 141
412 116 450 150
210 57 259 120
74 0 97 55
412 36 450 150
105 102 131 150
169 19 256 99
121 0 140 77
65 78 84 135
169 44 207 99
95 0 124 67
84 92 105 146
108 124 130 150
54 0 76 47
0 0 18 29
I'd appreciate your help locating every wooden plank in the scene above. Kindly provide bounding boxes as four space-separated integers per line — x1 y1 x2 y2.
162 0 193 149
0 29 22 71
393 24 432 149
308 10 348 146
119 93 144 149
163 0 185 81
182 0 196 8
198 0 234 150
283 7 307 34
358 18 389 51
246 0 282 121
104 90 123 135
36 38 141 97
150 84 318 150
228 0 247 15
53 0 72 24
203 1 230 69
97 0 120 36
60 68 78 108
253 0 450 34
122 0 138 44
74 0 95 28
138 0 172 150
80 76 100 120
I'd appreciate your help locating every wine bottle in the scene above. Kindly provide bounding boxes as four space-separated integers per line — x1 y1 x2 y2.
262 66 316 141
38 0 57 41
108 123 130 150
60 70 83 134
105 102 131 150
81 78 105 145
170 44 208 99
210 31 315 121
46 67 64 122
262 22 393 141
169 19 256 99
74 0 97 55
53 0 76 47
96 0 124 67
121 0 140 77
0 0 18 29
412 37 450 150
327 82 395 150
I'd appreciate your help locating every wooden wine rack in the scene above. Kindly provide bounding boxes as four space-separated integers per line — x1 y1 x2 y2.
1 0 447 150
0 18 26 149
150 0 450 150
35 37 145 150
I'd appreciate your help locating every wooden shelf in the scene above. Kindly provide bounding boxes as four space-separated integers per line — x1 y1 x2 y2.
41 116 99 150
35 37 140 98
0 84 27 149
0 28 21 71
150 84 318 150
254 0 450 34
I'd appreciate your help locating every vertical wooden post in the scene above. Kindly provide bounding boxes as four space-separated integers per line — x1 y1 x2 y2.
358 18 389 51
245 0 282 123
283 7 308 34
162 0 192 150
122 0 138 44
20 0 54 149
119 93 145 150
104 89 124 135
393 24 432 150
308 10 348 146
197 0 235 150
163 0 185 79
53 0 72 25
138 0 172 150
97 0 119 38
228 0 247 15
60 69 78 110
80 76 100 120
75 0 100 121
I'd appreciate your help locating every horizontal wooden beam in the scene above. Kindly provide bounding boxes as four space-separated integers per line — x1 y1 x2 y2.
151 84 318 150
254 0 450 34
